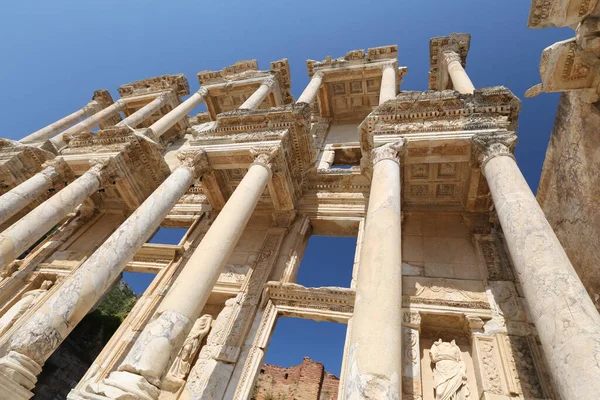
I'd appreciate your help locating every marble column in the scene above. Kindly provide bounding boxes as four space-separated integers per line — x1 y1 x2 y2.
0 158 69 227
475 132 600 400
296 71 323 104
443 50 474 94
0 160 113 272
0 154 205 399
379 62 397 104
343 141 404 400
19 100 102 144
116 92 172 129
95 148 275 400
50 99 127 150
239 77 275 110
149 88 207 138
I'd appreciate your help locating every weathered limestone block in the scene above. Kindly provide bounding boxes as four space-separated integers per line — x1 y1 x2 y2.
537 91 600 310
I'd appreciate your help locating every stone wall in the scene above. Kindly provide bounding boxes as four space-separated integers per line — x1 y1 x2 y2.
252 357 339 400
537 92 600 310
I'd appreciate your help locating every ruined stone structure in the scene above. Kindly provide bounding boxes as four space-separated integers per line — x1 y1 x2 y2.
253 357 339 400
0 33 597 400
527 0 600 312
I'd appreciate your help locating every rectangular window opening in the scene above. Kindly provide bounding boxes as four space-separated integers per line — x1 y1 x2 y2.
257 317 345 400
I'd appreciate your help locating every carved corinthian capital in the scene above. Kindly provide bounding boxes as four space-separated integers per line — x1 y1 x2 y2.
177 150 210 178
472 132 518 170
88 157 119 185
442 50 462 66
249 146 281 174
372 139 406 166
41 157 73 186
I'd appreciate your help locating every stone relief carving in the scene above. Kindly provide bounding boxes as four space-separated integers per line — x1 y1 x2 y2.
0 280 53 336
429 339 471 400
162 314 212 391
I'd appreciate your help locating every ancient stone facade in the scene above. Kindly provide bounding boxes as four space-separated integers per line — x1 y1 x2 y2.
527 0 600 312
253 357 339 400
0 33 597 400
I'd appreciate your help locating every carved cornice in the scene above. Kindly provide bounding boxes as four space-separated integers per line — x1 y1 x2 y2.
528 0 598 28
472 131 518 170
306 45 399 77
118 74 190 98
263 282 356 316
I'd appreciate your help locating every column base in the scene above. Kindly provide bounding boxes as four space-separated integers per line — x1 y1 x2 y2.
86 371 160 400
0 350 42 399
0 373 34 400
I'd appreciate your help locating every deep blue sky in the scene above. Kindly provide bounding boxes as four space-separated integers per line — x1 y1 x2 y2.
2 0 572 378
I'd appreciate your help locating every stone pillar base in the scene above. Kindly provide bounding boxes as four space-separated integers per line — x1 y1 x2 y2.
0 374 34 400
0 350 41 399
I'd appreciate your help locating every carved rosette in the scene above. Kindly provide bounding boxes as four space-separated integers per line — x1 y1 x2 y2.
472 132 517 171
371 139 406 166
177 150 210 179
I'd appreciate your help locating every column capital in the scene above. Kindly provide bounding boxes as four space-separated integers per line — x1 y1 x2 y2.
312 70 325 79
197 87 209 97
177 150 211 178
381 60 396 69
88 157 120 185
262 76 277 88
442 49 461 66
472 132 517 171
402 310 422 330
249 146 281 174
372 139 406 166
40 157 72 186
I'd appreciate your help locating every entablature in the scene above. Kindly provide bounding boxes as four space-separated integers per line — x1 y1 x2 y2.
198 59 293 119
306 45 408 122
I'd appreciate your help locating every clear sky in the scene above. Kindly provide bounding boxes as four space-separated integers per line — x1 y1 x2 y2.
2 0 572 378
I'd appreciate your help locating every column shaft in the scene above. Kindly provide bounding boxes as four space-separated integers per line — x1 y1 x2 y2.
0 164 106 271
343 143 403 399
19 101 101 144
379 63 397 104
0 166 58 227
296 72 323 104
484 152 600 399
102 161 272 398
50 100 126 149
116 93 170 128
239 78 274 110
149 89 206 137
443 51 474 94
0 166 195 394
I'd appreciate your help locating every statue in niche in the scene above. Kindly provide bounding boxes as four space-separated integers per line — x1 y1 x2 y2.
0 280 53 336
429 339 471 400
162 314 213 390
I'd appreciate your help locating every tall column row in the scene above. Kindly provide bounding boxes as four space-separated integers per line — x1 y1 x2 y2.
92 149 277 399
